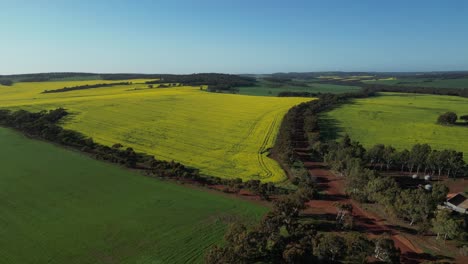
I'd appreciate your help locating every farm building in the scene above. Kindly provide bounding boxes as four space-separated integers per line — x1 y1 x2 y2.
445 193 468 214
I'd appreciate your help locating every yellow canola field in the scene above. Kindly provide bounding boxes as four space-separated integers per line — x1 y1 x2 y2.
0 80 312 182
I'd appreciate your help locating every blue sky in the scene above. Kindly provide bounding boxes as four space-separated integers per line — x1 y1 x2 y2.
1 0 468 74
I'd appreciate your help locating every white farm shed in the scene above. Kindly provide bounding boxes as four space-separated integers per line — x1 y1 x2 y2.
445 193 468 214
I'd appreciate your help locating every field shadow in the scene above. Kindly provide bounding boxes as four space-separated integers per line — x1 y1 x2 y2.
402 252 454 264
454 122 468 127
320 193 348 201
385 224 418 235
318 116 343 141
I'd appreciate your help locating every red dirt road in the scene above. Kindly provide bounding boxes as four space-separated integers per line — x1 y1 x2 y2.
299 151 431 263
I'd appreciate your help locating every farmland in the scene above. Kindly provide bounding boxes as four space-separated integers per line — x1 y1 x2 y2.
363 77 468 89
237 79 360 96
0 127 266 264
0 80 311 182
320 92 468 158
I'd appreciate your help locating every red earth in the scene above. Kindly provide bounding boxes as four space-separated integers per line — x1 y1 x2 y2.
296 150 453 263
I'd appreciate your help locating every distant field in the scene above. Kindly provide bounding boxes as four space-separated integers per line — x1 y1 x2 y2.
363 77 468 89
320 93 468 159
0 80 310 182
0 127 266 264
238 81 360 96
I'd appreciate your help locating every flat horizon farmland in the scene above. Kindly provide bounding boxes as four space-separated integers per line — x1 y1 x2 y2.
0 127 267 264
0 80 312 182
363 77 468 89
237 80 360 96
320 92 468 159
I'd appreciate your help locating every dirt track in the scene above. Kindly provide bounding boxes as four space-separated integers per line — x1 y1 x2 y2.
298 150 433 263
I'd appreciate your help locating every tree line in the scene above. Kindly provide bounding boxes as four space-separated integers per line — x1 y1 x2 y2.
277 91 317 97
42 82 132 93
144 73 255 92
272 90 375 179
364 143 466 177
324 139 467 179
0 73 256 91
0 108 290 199
0 72 100 83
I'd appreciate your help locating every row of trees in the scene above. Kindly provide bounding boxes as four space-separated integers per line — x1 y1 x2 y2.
272 90 378 193
277 91 317 97
0 72 100 82
364 143 466 177
144 73 255 92
206 186 400 263
324 137 452 227
0 108 289 199
42 82 132 93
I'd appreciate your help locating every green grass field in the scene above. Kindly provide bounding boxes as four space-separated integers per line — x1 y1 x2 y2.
237 80 360 96
0 127 266 264
0 80 310 182
363 77 468 89
320 93 468 159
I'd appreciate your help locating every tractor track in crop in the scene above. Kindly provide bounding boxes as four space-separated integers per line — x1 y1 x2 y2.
256 113 280 179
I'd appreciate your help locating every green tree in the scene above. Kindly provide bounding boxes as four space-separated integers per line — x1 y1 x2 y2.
382 145 397 170
314 233 346 262
345 166 375 202
395 149 410 172
431 183 449 204
395 189 434 226
460 114 468 123
409 144 432 174
437 112 458 125
374 235 401 263
432 210 460 240
344 232 374 263
446 150 465 178
367 144 385 169
366 176 400 208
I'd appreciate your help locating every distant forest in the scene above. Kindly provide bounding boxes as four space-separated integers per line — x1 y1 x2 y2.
144 73 255 92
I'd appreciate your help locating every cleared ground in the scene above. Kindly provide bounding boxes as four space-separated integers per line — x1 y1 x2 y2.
0 127 266 264
320 93 468 158
0 80 310 182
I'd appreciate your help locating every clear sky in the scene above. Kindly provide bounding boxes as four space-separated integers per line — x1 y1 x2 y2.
1 0 468 74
